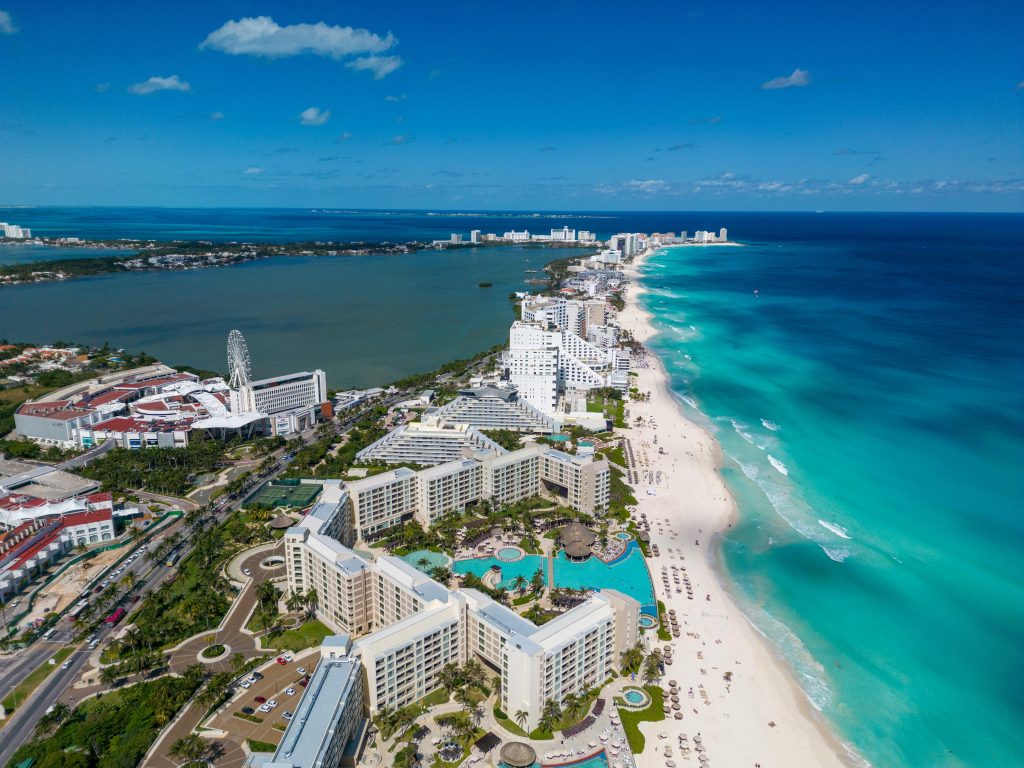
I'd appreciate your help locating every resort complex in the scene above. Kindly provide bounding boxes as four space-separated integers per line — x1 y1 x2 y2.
12 330 330 449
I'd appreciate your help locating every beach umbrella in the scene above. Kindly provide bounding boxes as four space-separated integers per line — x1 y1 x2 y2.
674 712 683 719
669 679 678 686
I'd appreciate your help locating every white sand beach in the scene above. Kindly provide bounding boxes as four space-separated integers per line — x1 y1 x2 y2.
620 248 855 768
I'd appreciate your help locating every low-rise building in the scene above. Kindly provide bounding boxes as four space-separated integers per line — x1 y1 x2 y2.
264 636 368 768
355 418 505 467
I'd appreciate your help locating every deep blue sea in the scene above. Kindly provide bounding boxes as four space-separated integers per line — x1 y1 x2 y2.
2 208 1022 765
638 213 1024 767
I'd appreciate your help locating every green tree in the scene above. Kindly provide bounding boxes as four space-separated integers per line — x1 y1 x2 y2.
167 733 208 762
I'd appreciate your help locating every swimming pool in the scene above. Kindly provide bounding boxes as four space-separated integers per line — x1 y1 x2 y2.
400 550 451 573
496 546 525 562
638 615 657 629
622 688 650 707
614 531 633 541
553 541 656 614
543 751 609 768
453 554 547 590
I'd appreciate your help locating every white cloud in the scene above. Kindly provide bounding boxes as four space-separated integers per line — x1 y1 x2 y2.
201 16 395 60
761 68 811 90
346 55 403 79
128 75 191 95
210 111 225 121
390 135 412 145
384 93 406 102
0 10 15 35
299 107 330 126
244 166 264 175
622 179 668 193
849 173 870 185
336 131 353 142
1017 81 1024 89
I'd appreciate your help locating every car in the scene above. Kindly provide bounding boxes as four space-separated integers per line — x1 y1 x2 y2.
258 704 271 713
284 687 295 696
254 696 267 703
60 661 72 670
299 678 308 687
87 635 97 644
47 658 57 665
252 671 264 680
276 656 287 665
241 706 255 715
247 675 258 684
283 711 293 721
243 568 252 576
296 666 306 676
240 681 251 689
88 641 99 650
267 699 278 708
283 652 294 662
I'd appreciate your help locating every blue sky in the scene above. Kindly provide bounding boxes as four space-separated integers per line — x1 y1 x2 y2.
0 1 1021 211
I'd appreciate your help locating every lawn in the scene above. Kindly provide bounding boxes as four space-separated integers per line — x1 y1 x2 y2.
614 685 665 753
600 445 627 467
1 646 75 714
260 619 332 651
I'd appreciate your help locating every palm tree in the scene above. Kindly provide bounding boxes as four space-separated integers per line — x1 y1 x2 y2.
285 590 305 615
514 709 529 732
303 587 318 620
530 567 545 594
642 650 662 686
230 652 247 677
438 662 461 691
99 665 122 686
417 556 430 571
167 733 207 762
463 658 487 692
564 692 586 721
34 702 70 735
620 642 644 674
723 671 733 683
512 574 527 594
539 699 561 734
182 663 206 690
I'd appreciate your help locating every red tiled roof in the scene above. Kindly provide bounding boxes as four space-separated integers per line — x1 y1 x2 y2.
62 508 113 527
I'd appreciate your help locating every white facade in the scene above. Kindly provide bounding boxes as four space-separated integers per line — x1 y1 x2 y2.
231 369 326 417
347 468 419 541
356 418 505 467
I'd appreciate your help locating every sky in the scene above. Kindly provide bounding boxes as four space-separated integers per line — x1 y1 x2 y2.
0 1 1022 211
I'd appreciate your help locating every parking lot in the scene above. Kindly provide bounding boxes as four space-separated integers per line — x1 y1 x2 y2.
209 649 322 749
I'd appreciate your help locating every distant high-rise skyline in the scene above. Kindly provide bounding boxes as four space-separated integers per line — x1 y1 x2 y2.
0 0 1021 210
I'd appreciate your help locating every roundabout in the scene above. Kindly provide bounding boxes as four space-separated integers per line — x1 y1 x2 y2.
199 643 228 661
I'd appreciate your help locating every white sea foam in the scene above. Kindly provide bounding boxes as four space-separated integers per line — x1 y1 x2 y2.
818 520 851 539
820 545 851 563
681 396 699 410
741 604 834 711
761 418 780 431
731 419 755 444
767 455 789 475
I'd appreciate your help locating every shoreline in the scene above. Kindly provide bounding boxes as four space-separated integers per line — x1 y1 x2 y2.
621 246 859 767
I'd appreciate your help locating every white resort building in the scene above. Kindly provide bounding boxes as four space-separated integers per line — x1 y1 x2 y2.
430 385 560 434
355 417 505 466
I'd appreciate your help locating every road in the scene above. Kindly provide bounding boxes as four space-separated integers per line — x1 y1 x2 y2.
0 395 410 764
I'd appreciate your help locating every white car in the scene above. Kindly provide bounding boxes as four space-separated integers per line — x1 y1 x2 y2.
61 661 72 670
283 711 293 720
284 687 295 696
243 568 251 576
282 653 294 662
268 699 279 708
240 680 251 689
296 667 306 676
258 704 271 713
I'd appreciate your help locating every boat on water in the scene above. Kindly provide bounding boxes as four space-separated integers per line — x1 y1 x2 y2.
753 288 759 298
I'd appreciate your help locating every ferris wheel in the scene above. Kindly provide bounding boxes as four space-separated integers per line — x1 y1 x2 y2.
227 330 253 389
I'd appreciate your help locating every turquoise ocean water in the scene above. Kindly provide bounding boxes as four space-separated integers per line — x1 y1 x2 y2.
638 215 1024 767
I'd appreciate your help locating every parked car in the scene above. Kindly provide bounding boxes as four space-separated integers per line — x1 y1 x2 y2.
299 678 309 687
296 666 306 676
276 656 287 665
258 704 271 713
283 711 293 721
240 681 251 689
283 652 294 662
284 687 295 696
268 699 278 708
241 706 255 715
252 671 264 680
243 568 252 576
254 696 267 703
